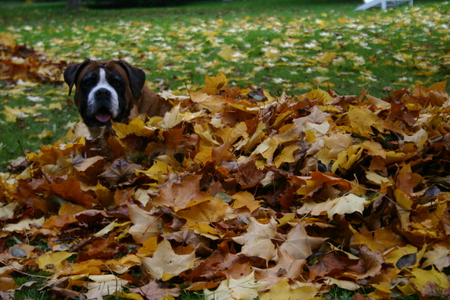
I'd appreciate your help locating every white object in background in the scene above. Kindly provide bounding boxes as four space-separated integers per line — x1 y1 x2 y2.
355 0 413 11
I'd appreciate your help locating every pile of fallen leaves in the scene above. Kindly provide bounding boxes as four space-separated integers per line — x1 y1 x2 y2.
1 72 450 300
0 32 67 84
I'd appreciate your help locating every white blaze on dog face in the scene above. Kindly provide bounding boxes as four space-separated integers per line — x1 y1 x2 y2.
87 68 120 120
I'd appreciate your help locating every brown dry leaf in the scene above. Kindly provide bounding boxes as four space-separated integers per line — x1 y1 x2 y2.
98 159 143 187
279 223 326 260
233 217 277 262
396 163 422 195
254 248 306 289
44 177 98 207
140 239 195 280
0 34 66 83
84 275 128 300
127 202 163 244
237 157 268 189
131 280 180 300
204 271 269 300
352 245 384 279
293 171 351 197
72 155 104 173
152 174 214 211
421 243 450 271
2 58 450 300
308 251 359 280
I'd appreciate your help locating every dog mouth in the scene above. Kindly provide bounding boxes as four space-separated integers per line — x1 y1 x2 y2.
94 107 113 123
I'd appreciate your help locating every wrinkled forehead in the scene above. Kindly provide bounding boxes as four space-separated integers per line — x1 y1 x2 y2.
77 61 128 83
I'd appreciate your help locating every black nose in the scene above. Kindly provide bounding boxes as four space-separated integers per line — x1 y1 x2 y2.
95 88 111 101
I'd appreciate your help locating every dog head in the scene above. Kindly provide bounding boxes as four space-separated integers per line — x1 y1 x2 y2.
64 59 146 128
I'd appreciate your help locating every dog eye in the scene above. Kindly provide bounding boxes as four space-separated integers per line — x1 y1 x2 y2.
83 79 94 87
112 81 122 89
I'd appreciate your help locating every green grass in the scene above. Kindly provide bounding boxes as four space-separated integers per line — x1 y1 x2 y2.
0 1 448 163
12 270 54 300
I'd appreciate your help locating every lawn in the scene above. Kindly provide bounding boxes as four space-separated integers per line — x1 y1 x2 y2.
0 0 449 168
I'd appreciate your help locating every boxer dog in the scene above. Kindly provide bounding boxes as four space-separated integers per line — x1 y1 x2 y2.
64 59 171 137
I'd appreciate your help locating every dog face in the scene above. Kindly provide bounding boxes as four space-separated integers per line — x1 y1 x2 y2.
64 59 146 128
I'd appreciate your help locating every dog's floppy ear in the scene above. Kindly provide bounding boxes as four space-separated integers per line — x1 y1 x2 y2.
116 60 146 100
64 59 91 96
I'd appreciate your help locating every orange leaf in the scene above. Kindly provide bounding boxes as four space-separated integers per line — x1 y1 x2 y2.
152 174 214 211
45 177 98 207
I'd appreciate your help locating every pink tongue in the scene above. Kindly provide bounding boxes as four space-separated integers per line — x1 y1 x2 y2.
95 113 111 123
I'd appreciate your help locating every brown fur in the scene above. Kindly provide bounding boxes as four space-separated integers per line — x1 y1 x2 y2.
127 85 172 123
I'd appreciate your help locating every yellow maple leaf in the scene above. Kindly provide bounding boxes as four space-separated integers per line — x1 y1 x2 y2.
394 188 413 230
215 121 248 144
3 216 45 231
138 157 173 184
324 277 360 291
347 106 385 137
29 130 53 139
194 144 213 165
177 197 229 224
200 71 229 95
332 145 364 173
232 191 261 212
260 277 318 300
112 117 156 139
36 251 74 271
157 104 182 130
186 222 221 240
303 88 333 103
106 254 141 274
351 226 404 252
217 45 247 62
156 104 205 130
229 271 270 300
410 267 450 291
326 193 369 219
316 52 336 63
190 91 227 112
0 202 19 219
252 137 278 162
274 144 297 168
0 32 16 48
2 106 29 122
385 244 423 268
264 46 280 59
